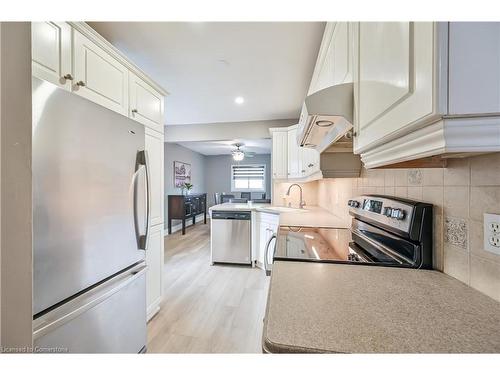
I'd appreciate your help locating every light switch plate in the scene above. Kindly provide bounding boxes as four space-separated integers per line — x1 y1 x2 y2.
484 213 500 255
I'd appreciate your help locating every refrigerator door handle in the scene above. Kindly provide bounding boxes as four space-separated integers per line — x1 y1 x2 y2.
33 262 147 340
135 150 151 250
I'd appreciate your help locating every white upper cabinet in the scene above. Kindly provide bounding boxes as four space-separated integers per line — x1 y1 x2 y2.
301 147 321 176
271 129 288 179
270 126 322 182
352 22 500 168
287 126 302 178
73 30 129 116
353 22 444 155
308 22 353 95
145 128 164 227
129 72 165 132
32 22 72 90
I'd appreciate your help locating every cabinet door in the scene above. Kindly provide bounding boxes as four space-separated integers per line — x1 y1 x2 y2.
353 22 441 154
129 72 165 132
146 223 163 321
73 30 129 115
258 220 269 266
287 127 301 178
145 127 164 227
32 22 72 90
309 22 353 95
301 147 321 176
272 130 288 179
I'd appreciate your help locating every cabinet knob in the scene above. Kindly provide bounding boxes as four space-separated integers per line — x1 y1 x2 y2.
62 73 74 81
131 109 138 114
76 80 86 87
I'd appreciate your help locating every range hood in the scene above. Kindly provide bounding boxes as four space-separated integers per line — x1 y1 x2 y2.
297 83 353 153
319 134 362 178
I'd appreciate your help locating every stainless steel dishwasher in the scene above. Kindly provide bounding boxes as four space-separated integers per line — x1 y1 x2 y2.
211 211 252 265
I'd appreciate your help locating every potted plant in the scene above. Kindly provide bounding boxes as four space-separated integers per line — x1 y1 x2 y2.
183 182 193 195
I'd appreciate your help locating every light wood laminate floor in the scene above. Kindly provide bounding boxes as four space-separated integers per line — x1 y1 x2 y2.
147 221 270 353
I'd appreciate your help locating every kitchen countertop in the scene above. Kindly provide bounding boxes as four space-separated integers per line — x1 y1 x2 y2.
263 261 500 353
209 203 349 229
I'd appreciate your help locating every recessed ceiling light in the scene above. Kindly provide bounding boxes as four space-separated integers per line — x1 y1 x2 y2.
235 96 244 105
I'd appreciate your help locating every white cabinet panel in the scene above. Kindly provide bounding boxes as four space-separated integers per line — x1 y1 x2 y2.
449 22 500 115
146 223 163 321
287 127 301 178
129 72 164 132
301 147 320 176
256 213 279 268
354 22 440 154
309 22 353 95
73 30 129 115
32 22 72 90
145 127 164 228
332 22 352 85
271 130 288 179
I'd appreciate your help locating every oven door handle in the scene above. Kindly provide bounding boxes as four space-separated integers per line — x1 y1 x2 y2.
264 233 277 276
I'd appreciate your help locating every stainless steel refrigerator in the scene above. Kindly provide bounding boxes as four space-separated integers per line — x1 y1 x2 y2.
32 77 150 353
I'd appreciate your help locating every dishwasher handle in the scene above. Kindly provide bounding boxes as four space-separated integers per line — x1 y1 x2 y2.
211 211 251 220
264 233 277 276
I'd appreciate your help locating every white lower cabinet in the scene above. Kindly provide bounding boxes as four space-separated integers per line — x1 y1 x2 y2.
146 223 164 321
73 29 129 116
255 212 279 269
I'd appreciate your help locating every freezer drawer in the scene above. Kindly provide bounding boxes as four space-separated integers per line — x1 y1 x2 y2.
211 211 252 265
33 263 147 353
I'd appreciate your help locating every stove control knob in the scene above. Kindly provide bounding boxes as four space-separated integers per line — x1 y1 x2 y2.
391 209 405 220
348 200 353 207
350 200 360 208
383 207 393 217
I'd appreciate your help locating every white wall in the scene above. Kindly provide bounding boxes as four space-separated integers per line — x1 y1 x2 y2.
205 154 271 206
0 22 33 349
164 142 207 228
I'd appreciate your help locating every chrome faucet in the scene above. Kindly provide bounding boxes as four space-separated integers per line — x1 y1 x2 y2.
286 183 306 209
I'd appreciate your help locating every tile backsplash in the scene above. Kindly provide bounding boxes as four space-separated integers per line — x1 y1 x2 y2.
278 153 500 302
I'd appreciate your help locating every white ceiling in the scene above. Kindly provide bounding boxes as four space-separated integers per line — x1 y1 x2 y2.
175 139 271 156
88 22 325 125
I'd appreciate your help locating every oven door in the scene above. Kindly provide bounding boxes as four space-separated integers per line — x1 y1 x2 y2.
350 219 419 267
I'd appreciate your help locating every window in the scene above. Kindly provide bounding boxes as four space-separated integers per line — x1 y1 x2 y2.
231 164 266 192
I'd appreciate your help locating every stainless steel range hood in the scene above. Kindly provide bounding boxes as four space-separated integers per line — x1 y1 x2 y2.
297 83 353 153
319 133 362 178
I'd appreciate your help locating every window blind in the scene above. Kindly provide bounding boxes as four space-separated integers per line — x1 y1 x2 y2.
232 165 266 180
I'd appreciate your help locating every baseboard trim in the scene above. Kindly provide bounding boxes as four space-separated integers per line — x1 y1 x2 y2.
147 299 161 322
164 214 206 236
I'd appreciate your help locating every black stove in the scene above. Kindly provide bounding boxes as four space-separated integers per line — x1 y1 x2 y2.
269 195 433 273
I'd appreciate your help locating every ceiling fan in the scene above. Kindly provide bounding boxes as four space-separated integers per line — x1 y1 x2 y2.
231 143 256 161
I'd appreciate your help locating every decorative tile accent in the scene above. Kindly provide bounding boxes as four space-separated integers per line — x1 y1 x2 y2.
408 169 423 186
444 217 468 249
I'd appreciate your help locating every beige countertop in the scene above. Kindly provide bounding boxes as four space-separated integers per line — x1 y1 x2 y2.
209 203 349 229
263 261 500 353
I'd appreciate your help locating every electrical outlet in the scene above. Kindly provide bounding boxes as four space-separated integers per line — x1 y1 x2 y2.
484 213 500 255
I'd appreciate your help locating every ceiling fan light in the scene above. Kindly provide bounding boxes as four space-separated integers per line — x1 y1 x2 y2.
232 150 244 161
